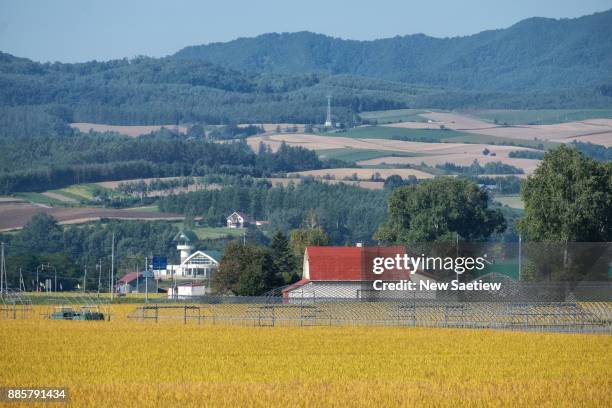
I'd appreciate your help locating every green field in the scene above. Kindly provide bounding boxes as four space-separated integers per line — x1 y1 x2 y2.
448 133 561 150
471 109 612 125
173 226 246 240
327 126 470 141
359 109 429 124
316 148 423 162
194 227 246 240
124 205 159 212
494 195 524 210
14 192 72 207
51 183 108 200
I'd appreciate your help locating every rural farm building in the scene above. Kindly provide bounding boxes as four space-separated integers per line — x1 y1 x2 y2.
153 230 220 292
226 211 251 228
167 283 207 299
116 271 156 294
283 246 436 301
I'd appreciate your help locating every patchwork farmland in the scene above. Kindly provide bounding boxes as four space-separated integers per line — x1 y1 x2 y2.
0 200 184 231
247 110 612 186
4 109 610 232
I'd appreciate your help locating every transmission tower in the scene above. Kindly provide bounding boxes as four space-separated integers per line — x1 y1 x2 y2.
324 95 333 128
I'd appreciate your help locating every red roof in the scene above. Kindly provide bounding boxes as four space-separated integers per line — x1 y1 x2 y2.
305 247 362 280
305 246 407 281
281 278 310 294
118 272 142 284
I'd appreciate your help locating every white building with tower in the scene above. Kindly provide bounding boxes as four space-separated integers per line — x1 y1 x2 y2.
153 230 221 292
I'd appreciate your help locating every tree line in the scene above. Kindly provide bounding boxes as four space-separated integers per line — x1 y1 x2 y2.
0 129 324 193
158 179 389 245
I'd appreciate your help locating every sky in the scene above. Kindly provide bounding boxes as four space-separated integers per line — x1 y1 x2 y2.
0 0 611 62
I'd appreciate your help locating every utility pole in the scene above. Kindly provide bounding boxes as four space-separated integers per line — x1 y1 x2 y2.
19 268 24 291
83 265 87 293
145 257 149 304
518 234 522 282
110 233 115 301
0 242 5 294
96 260 101 293
456 233 460 282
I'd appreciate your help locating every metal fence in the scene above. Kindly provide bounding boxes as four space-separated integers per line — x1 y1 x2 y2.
0 290 112 320
124 281 612 333
2 282 610 333
0 289 33 319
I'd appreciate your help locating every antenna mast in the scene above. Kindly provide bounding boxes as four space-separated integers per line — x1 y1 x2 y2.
324 95 333 128
0 242 6 293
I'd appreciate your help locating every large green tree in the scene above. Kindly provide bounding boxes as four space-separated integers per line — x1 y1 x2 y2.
17 213 64 253
519 145 612 242
213 241 280 295
290 227 331 257
374 177 506 243
270 232 298 284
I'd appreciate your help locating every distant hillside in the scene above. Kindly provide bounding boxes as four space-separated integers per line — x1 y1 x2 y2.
174 10 612 92
0 9 611 129
0 52 420 127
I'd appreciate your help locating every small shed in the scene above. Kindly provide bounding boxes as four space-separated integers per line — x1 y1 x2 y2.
168 283 207 299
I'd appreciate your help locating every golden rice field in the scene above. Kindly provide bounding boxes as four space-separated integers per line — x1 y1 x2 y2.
0 304 610 407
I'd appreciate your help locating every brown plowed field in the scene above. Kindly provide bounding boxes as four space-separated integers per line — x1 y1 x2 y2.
0 202 184 231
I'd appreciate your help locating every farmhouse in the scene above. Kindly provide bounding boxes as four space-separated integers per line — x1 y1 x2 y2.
154 230 220 292
283 246 436 301
116 271 156 294
226 211 250 228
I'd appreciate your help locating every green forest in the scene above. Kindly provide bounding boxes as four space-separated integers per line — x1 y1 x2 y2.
0 129 325 193
175 11 612 92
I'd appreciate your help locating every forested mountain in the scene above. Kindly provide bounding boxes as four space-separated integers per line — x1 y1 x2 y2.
175 10 612 92
0 10 611 128
0 53 415 125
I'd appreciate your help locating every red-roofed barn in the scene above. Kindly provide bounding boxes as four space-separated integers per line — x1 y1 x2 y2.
282 245 436 301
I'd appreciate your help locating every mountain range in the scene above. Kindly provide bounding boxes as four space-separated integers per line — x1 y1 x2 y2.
174 9 612 91
0 9 611 128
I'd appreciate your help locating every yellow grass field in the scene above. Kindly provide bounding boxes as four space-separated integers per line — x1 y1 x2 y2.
70 123 188 137
0 304 610 407
288 168 434 180
247 134 543 174
421 112 612 146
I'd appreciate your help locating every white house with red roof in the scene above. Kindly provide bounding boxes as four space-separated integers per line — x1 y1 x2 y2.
282 245 436 301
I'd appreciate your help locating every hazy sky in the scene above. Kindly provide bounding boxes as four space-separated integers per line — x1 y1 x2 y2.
1 0 611 62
